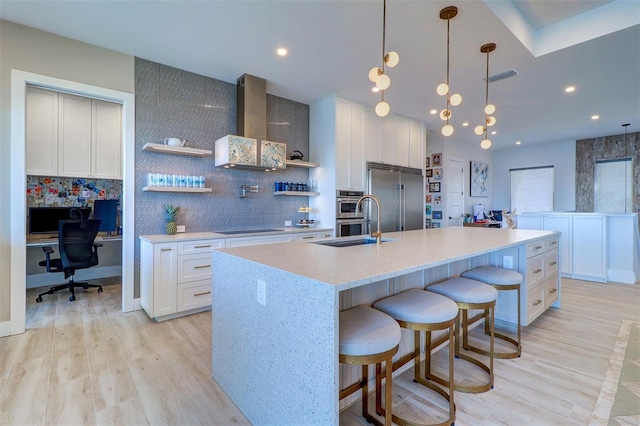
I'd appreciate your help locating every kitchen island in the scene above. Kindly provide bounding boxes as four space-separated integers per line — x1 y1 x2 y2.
211 227 560 425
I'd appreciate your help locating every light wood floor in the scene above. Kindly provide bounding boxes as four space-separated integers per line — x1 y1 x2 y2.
1 277 638 425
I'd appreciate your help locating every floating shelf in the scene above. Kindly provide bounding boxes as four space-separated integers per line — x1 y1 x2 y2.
285 160 318 168
142 143 212 157
143 186 212 193
274 191 319 196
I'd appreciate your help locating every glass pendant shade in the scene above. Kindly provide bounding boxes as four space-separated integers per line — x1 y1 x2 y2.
442 124 454 136
376 74 391 90
487 116 496 126
440 109 451 121
450 93 462 106
484 104 495 115
480 139 492 149
437 83 449 96
385 51 399 67
375 101 390 117
474 125 485 135
369 67 381 83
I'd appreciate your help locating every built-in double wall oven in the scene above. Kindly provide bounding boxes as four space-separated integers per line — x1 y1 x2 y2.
336 190 367 237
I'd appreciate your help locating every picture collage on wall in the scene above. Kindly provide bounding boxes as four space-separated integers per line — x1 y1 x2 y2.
26 175 122 209
425 153 443 229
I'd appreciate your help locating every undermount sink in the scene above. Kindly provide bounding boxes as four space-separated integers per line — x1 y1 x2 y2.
311 237 395 247
216 228 282 235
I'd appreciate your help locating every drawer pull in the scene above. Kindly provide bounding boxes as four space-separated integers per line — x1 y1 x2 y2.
160 248 172 252
194 291 211 297
548 288 557 294
301 236 315 239
549 241 557 245
194 264 211 269
533 268 542 274
533 299 542 306
533 246 542 250
194 245 211 249
549 261 557 266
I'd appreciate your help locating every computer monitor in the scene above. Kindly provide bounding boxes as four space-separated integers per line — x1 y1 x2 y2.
28 207 92 234
93 199 119 234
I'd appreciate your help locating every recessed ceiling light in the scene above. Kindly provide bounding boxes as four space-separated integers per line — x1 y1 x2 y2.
276 47 288 56
565 86 576 93
430 109 437 115
516 141 521 145
592 115 600 120
372 87 380 93
462 122 469 126
491 131 497 135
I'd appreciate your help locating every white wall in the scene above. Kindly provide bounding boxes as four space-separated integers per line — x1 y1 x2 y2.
492 140 576 212
0 20 134 323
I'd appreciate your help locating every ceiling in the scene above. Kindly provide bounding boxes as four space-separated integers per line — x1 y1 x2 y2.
2 0 639 150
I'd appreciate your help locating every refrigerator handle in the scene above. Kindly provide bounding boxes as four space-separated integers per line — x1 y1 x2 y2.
399 183 404 231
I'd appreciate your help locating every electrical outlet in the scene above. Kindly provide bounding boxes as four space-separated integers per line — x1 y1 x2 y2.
257 279 266 305
285 220 292 226
176 225 186 233
503 255 513 269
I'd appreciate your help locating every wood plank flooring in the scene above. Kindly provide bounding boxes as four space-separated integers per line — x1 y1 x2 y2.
0 277 638 425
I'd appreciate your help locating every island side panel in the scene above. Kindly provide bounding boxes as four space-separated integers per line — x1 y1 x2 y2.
211 250 339 425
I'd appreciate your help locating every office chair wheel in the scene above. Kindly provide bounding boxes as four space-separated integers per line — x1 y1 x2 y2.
98 287 103 293
69 295 76 302
36 296 43 303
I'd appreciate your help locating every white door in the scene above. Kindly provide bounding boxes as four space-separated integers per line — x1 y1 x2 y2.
446 157 464 227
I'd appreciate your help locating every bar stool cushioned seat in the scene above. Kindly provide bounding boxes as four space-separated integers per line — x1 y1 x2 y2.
427 277 497 394
374 289 458 426
340 305 401 426
461 266 523 358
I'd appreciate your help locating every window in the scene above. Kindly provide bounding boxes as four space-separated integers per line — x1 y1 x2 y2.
595 158 633 213
510 166 554 213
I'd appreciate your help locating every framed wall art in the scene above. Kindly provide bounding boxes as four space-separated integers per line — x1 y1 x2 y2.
425 168 433 178
432 210 443 220
432 153 442 166
425 157 430 168
429 182 441 193
433 168 442 180
470 160 489 197
426 194 432 203
425 205 432 215
425 218 431 228
431 222 441 228
434 195 442 206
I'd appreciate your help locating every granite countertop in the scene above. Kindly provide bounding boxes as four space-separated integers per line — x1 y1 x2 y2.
139 226 333 243
215 227 559 291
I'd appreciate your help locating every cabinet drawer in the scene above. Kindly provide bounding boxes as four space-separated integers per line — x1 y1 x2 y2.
526 255 545 288
225 234 292 247
526 240 546 258
293 233 321 241
178 239 224 255
178 253 213 283
544 249 559 278
177 280 212 312
526 285 545 324
543 238 559 252
544 276 559 308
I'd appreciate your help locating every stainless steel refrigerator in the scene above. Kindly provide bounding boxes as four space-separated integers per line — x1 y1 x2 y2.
366 162 424 233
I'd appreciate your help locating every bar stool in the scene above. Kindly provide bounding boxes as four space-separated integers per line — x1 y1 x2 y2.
373 289 459 426
461 266 524 359
427 277 497 394
340 305 401 426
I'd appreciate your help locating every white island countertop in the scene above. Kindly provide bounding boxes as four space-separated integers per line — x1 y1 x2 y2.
217 226 557 291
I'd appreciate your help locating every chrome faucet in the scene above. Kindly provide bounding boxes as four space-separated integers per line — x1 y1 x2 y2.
239 185 259 198
357 194 382 244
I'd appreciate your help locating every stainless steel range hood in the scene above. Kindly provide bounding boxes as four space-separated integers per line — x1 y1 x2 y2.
215 74 286 170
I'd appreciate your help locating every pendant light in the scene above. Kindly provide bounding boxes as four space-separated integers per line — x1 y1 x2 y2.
437 6 462 137
368 0 399 117
475 43 497 149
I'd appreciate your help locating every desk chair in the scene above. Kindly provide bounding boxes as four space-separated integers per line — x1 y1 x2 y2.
36 219 104 302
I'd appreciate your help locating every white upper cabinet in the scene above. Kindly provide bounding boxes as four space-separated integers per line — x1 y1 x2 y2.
26 87 122 179
26 86 59 176
378 113 424 169
408 119 424 169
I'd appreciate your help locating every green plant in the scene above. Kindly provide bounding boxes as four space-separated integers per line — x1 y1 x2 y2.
163 204 179 235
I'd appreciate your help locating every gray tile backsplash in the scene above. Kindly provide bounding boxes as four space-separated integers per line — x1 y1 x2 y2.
134 58 312 295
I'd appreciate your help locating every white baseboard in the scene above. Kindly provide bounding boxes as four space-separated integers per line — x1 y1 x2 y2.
0 320 13 337
26 266 121 289
607 269 636 285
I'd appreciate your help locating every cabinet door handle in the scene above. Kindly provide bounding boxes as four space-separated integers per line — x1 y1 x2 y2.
194 245 211 249
194 264 211 269
301 236 315 239
548 288 557 294
550 241 557 245
533 268 542 274
533 299 542 306
194 291 211 297
161 248 172 252
534 246 542 250
549 261 557 266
